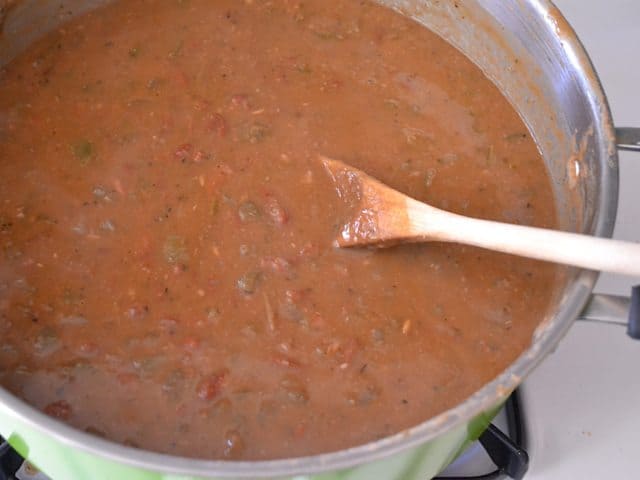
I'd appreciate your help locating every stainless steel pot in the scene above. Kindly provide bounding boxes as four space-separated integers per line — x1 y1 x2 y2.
0 1 638 479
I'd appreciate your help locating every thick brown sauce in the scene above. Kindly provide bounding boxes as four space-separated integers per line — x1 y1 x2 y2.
0 0 558 460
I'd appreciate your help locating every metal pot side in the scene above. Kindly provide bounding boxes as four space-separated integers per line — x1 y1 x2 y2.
0 0 617 478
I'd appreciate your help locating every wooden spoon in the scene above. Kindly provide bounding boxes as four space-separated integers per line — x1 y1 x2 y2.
320 155 640 276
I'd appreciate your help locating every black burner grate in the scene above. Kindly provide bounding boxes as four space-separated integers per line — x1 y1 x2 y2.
435 390 529 480
0 438 25 480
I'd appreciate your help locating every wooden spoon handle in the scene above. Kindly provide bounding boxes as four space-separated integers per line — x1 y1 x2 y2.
408 199 640 276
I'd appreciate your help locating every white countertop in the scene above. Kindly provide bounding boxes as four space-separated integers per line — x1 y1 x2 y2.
522 1 640 479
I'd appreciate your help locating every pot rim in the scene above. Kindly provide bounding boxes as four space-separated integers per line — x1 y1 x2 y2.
0 0 619 477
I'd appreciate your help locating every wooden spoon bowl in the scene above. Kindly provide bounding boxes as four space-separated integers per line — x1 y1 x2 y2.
321 155 640 277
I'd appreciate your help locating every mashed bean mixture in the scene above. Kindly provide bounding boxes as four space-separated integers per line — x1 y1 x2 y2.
0 0 558 460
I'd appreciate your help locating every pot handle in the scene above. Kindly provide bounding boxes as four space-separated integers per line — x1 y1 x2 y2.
582 131 640 337
616 127 640 151
579 286 640 339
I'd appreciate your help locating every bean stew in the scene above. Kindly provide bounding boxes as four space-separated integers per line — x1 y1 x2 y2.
0 0 559 460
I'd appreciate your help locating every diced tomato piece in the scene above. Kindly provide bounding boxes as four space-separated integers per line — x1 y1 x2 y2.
174 143 193 161
159 318 178 335
230 94 250 110
113 178 125 195
271 352 300 368
294 422 306 438
260 256 292 274
217 163 234 176
265 198 288 225
207 113 227 137
192 150 205 163
196 369 228 401
44 400 72 420
341 338 361 364
193 98 211 111
285 288 305 303
78 342 98 356
310 312 325 329
298 242 319 257
174 71 190 87
183 337 200 350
